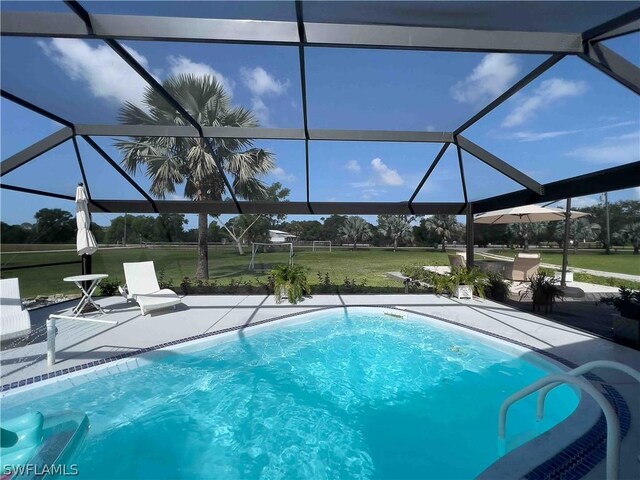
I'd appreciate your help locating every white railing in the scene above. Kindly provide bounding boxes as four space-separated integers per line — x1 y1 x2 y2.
537 360 640 421
498 361 640 480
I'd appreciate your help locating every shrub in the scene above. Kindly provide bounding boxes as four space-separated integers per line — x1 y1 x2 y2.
341 276 368 293
487 273 511 302
271 264 311 304
600 287 640 320
98 278 122 297
520 273 564 313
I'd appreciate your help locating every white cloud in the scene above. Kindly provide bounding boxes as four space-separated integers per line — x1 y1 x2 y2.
425 125 437 132
271 166 296 182
605 131 640 141
240 67 290 97
345 160 361 173
168 55 234 96
511 130 578 142
503 78 588 127
239 67 290 127
38 38 150 107
571 196 600 208
371 158 404 186
250 97 270 126
566 141 639 164
451 54 520 104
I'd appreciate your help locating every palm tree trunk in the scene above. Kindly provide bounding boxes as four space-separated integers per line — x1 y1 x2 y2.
393 238 398 252
196 212 209 279
353 239 357 250
441 237 446 252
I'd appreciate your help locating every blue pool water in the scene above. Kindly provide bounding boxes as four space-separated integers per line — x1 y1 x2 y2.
3 308 579 479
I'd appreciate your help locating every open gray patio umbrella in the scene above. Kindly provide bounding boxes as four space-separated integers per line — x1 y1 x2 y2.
474 204 589 285
76 183 97 257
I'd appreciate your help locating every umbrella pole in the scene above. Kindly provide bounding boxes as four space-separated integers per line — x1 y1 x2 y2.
466 203 474 268
81 253 92 290
561 198 571 286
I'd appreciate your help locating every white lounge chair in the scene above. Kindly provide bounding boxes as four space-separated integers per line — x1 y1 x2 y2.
1 278 32 341
123 261 181 315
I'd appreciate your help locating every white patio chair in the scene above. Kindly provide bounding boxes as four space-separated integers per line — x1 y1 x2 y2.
123 261 181 315
1 278 32 341
448 252 467 269
505 253 541 282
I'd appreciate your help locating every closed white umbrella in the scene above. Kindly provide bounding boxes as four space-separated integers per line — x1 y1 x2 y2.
76 183 98 256
474 204 589 224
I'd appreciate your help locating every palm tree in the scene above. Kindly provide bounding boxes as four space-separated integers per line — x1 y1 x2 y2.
620 222 640 254
423 214 460 252
116 74 275 279
378 215 414 252
554 218 599 253
340 216 372 250
506 223 541 251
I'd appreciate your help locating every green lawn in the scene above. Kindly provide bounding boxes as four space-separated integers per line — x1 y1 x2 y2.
1 246 449 298
486 249 639 276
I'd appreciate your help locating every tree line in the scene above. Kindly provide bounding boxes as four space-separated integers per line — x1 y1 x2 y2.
4 199 637 255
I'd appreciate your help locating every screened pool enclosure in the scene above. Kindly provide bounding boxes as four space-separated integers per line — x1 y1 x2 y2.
2 1 639 264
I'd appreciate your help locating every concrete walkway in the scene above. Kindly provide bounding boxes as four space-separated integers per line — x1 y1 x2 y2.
478 252 640 282
1 294 638 479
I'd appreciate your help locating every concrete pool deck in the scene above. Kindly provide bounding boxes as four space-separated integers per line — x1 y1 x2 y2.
1 294 638 479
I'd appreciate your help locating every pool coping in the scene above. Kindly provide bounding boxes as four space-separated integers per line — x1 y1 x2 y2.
0 304 630 480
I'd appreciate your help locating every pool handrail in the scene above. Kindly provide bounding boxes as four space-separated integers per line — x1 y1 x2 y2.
498 373 620 480
536 360 640 421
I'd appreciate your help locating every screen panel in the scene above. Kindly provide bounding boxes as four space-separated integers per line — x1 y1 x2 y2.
413 146 465 202
1 37 188 125
306 48 548 131
121 40 303 129
310 141 444 202
1 98 67 160
463 56 640 185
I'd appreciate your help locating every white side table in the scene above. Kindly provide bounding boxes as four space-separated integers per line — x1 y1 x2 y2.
63 274 109 316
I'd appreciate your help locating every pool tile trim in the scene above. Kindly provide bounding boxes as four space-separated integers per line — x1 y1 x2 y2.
0 304 630 480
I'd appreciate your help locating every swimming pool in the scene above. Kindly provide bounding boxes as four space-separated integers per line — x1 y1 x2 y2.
2 307 580 479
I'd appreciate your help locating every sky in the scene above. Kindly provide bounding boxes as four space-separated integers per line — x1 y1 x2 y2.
1 2 639 228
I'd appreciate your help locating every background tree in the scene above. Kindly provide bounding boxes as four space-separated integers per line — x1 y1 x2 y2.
0 222 33 244
321 215 347 243
33 208 75 243
555 218 599 252
620 222 640 254
216 182 290 254
422 214 460 252
339 216 372 250
505 223 541 251
117 74 275 279
378 215 414 251
154 214 188 243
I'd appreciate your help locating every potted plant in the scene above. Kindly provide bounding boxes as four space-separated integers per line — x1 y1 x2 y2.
520 273 564 314
271 264 311 304
487 273 511 302
434 267 488 300
600 287 640 347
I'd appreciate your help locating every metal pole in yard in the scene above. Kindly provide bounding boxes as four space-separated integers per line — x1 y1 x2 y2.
561 198 571 286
